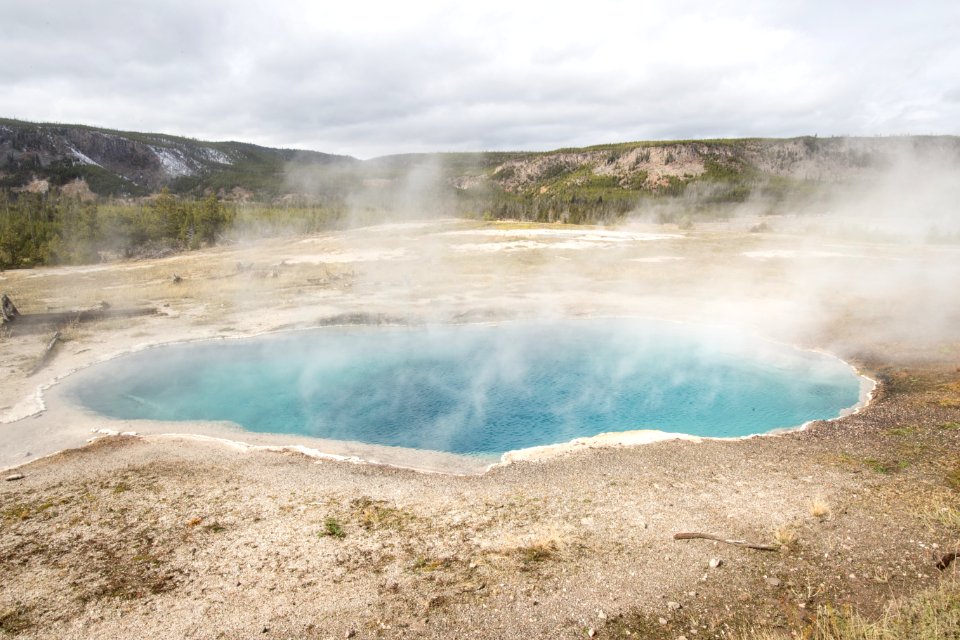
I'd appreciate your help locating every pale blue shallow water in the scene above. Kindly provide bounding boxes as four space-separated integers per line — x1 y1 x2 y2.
67 320 863 456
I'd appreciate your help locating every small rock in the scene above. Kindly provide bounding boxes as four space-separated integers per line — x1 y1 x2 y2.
677 636 688 640
4 473 24 482
667 601 682 610
345 630 356 639
597 610 607 620
766 577 781 587
659 617 668 625
709 558 723 569
588 628 596 638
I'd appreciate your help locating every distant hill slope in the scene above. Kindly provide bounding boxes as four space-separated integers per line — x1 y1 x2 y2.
0 118 358 198
2 118 958 211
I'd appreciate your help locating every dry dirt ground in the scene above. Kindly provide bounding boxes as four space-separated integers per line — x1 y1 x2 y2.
0 218 959 639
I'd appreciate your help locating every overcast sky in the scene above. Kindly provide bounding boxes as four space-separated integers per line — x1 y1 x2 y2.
2 0 958 158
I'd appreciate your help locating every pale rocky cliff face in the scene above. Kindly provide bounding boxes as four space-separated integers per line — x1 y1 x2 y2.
484 136 960 195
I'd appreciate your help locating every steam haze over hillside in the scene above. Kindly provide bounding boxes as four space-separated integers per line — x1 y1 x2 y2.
2 0 959 158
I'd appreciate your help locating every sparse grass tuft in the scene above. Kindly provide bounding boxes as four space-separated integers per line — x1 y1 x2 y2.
350 497 414 531
919 491 960 532
515 540 558 566
809 498 832 520
0 605 33 634
738 578 960 639
773 525 799 550
411 556 453 572
494 525 571 570
940 421 960 430
320 517 345 540
809 578 960 640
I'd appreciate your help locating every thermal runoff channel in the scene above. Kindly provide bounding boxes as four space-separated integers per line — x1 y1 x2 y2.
68 320 863 456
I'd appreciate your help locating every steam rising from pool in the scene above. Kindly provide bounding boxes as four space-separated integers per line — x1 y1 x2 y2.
67 320 863 456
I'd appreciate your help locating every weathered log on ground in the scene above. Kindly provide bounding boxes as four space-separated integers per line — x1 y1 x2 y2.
4 305 156 334
673 531 780 552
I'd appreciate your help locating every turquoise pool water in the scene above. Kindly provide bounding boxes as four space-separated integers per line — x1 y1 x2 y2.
67 320 863 456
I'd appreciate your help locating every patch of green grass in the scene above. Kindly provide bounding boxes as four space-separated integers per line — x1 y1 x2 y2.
939 421 960 430
863 458 909 474
320 517 345 540
2 503 34 522
886 427 917 437
833 452 910 475
947 464 960 491
112 482 131 494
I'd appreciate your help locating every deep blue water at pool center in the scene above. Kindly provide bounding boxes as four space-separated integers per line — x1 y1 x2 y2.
68 320 863 456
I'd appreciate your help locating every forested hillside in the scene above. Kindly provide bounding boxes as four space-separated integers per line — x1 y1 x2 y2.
2 117 959 268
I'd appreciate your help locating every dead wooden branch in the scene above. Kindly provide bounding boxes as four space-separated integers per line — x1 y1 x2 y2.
29 330 61 376
673 531 780 552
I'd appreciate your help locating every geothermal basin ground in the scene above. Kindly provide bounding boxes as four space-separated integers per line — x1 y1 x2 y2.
0 218 958 639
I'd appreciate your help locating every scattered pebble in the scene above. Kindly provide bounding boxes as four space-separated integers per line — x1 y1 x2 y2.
588 628 596 637
709 558 723 569
667 601 682 610
765 577 781 587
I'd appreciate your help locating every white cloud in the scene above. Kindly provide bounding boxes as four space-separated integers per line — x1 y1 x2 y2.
0 0 957 157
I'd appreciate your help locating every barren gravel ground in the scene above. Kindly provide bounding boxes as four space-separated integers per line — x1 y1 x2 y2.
1 219 958 638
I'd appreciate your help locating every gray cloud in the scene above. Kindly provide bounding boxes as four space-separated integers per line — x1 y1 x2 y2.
1 0 958 157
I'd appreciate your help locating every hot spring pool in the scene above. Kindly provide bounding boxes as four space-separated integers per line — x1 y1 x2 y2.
66 320 865 457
